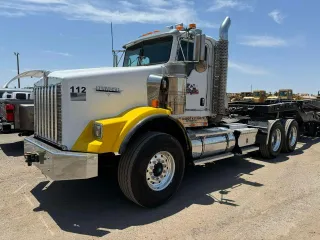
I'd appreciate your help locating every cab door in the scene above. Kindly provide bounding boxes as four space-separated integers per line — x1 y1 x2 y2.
177 40 210 116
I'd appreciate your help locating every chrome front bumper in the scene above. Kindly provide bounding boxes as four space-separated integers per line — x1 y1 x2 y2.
24 136 98 181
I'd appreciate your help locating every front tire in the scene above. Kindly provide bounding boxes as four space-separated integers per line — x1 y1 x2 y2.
260 121 285 159
118 132 185 208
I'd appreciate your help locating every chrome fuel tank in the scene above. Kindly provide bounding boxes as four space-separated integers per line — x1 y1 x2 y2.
187 127 235 159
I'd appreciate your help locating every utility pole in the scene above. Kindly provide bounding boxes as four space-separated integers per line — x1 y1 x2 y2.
14 52 20 88
251 84 252 92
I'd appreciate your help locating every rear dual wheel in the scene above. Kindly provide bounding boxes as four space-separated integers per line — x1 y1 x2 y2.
260 122 285 159
260 120 299 158
282 120 299 153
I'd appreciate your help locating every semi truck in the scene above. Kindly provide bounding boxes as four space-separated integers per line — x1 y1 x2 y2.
24 17 320 208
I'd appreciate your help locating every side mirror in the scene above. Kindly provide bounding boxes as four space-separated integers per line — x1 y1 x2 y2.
193 34 206 73
193 34 206 62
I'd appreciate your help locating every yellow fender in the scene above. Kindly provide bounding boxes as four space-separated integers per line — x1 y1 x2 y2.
72 107 171 154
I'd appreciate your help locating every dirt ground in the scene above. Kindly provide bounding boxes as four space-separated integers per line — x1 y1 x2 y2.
0 133 320 240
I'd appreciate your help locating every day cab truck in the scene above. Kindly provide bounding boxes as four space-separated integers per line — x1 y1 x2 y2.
24 17 320 208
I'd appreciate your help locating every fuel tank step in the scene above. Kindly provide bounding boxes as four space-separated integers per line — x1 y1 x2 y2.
193 152 234 166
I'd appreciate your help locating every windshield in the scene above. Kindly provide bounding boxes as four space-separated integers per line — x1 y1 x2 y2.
242 92 252 97
123 36 173 67
279 91 288 96
16 93 27 100
253 92 260 97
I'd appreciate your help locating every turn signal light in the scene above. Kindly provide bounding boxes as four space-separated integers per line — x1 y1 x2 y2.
151 99 159 108
93 122 103 139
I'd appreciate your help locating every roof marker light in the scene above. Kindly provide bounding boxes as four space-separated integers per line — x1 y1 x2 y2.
176 25 184 31
189 23 196 29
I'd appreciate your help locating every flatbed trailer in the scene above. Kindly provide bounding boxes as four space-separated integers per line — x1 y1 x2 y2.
228 100 320 137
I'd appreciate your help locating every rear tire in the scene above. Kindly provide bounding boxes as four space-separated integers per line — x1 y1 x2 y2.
118 132 185 208
282 120 299 153
260 121 285 159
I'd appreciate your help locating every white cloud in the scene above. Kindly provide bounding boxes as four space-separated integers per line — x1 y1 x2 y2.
140 0 170 7
44 50 72 57
208 0 254 12
238 35 288 47
20 0 67 3
0 0 214 27
118 1 136 8
268 9 285 24
229 61 268 75
0 11 25 17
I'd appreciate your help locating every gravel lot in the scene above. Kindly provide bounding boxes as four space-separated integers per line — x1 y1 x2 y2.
0 133 320 240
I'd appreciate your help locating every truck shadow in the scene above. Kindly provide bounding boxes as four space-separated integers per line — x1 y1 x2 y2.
31 158 264 237
0 140 24 157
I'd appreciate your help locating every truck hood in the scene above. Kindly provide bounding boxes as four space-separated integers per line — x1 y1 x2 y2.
47 65 164 150
47 65 163 83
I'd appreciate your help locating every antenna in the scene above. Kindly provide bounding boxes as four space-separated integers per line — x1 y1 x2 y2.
111 22 114 52
111 22 117 67
110 22 125 67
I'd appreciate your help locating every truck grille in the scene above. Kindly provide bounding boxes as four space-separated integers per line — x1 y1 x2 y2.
34 84 62 147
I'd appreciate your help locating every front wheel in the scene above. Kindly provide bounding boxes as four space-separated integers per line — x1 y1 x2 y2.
118 132 185 208
260 121 285 159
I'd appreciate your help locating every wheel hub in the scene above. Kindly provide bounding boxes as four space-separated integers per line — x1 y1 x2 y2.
146 151 175 191
289 126 297 147
271 128 282 152
153 163 164 177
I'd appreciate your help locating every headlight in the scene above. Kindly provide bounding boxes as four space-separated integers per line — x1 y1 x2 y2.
93 122 103 139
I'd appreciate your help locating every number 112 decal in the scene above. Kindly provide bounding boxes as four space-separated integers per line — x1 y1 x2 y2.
70 86 86 93
70 86 86 101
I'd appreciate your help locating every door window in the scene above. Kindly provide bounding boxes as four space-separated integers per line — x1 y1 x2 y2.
177 40 207 61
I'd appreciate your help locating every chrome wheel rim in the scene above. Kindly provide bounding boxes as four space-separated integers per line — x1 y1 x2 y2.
146 151 175 191
271 129 282 152
289 126 298 147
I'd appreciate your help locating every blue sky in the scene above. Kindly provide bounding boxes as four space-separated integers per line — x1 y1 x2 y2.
0 0 318 94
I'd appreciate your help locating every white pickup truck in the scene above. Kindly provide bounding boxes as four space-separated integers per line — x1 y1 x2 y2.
0 70 49 134
0 91 33 133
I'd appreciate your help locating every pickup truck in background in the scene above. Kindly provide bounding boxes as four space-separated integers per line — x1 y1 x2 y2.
0 70 49 135
0 94 34 134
